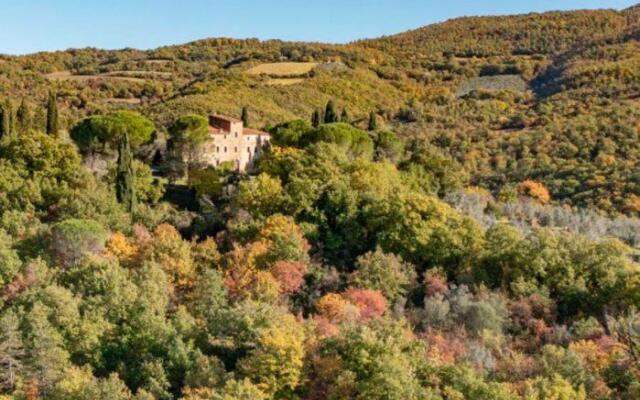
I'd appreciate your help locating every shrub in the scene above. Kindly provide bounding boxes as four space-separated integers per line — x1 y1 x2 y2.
518 180 551 204
349 248 416 302
50 219 108 268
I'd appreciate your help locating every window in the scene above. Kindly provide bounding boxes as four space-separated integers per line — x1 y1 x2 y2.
247 147 251 153
234 147 238 152
255 146 258 152
235 132 238 138
224 135 227 140
216 146 219 153
224 147 227 153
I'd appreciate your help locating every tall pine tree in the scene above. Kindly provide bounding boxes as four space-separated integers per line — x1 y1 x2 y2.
46 91 58 135
368 111 378 131
16 99 30 134
340 108 349 123
0 103 9 138
311 109 321 128
1 102 14 138
116 133 136 214
241 106 250 127
324 100 338 124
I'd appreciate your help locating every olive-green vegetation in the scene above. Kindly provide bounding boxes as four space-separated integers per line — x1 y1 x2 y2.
1 5 640 400
2 6 639 214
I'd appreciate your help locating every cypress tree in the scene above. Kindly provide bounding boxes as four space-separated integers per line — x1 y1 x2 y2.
0 103 9 138
368 111 378 131
16 99 30 134
116 134 136 214
241 106 250 127
1 102 13 138
340 108 349 123
311 109 321 128
46 91 59 135
324 100 338 124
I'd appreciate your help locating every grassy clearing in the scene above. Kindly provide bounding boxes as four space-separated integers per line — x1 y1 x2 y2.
265 78 306 86
456 75 528 97
246 62 318 76
104 98 143 105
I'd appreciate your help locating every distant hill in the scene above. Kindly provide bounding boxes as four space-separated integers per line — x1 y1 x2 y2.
1 5 640 215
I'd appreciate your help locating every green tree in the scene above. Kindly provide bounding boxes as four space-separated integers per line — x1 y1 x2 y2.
241 106 250 127
374 130 404 163
50 219 108 268
523 375 587 400
1 102 13 138
0 229 21 287
311 109 321 128
116 134 136 213
70 111 155 154
233 173 286 219
302 123 374 159
0 311 25 392
167 115 210 184
324 100 338 124
16 99 31 134
349 247 416 302
46 91 59 135
269 119 312 147
368 111 378 131
401 140 468 196
370 191 483 274
313 318 427 400
24 303 70 396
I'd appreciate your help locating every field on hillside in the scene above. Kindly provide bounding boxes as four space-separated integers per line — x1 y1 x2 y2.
245 62 319 76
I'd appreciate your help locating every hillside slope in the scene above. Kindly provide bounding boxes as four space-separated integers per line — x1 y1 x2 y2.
1 5 640 214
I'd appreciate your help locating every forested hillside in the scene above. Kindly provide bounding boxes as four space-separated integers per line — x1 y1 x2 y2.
1 5 640 400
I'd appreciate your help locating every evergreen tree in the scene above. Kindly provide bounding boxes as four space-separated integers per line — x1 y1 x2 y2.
16 99 31 133
33 106 46 133
116 133 136 213
0 311 25 391
311 109 321 128
241 106 250 127
0 103 9 138
324 100 338 124
1 102 14 138
340 108 350 123
24 304 69 396
368 111 378 131
46 91 59 135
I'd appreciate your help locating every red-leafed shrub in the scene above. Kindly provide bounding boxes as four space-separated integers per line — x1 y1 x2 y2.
343 289 387 322
270 260 307 294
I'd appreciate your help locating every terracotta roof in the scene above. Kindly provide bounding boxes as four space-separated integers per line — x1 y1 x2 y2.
211 114 242 123
243 127 269 136
208 126 226 134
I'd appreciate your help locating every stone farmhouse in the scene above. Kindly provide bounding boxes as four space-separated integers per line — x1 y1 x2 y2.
203 114 271 171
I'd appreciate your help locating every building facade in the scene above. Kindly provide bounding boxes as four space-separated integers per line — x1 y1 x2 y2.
203 114 271 171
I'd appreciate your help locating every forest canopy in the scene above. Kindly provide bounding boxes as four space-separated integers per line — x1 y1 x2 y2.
1 4 640 400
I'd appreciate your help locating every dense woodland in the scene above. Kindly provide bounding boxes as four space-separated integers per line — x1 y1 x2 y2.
1 5 640 400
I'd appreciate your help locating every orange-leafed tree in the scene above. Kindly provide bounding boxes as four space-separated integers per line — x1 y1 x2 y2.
518 180 551 204
269 260 307 294
143 223 196 292
343 289 388 322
